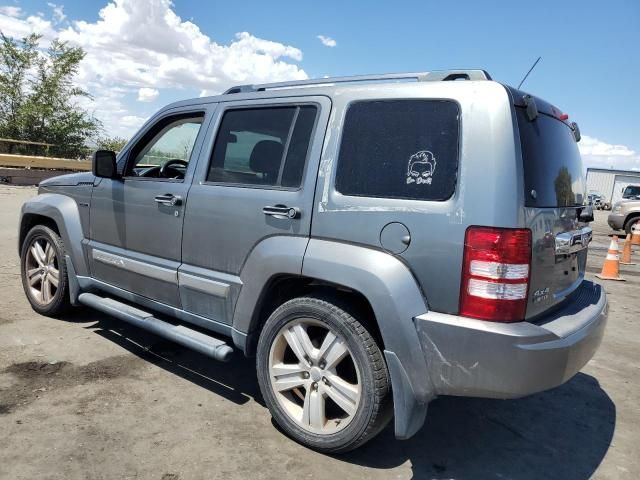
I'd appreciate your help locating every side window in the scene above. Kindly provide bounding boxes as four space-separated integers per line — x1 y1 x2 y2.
335 100 460 201
126 114 204 179
207 105 318 187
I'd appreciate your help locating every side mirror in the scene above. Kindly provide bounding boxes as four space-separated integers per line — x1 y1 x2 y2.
92 150 119 179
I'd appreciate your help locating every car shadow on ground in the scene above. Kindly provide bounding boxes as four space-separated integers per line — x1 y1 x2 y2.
342 374 615 480
66 308 615 480
65 308 262 407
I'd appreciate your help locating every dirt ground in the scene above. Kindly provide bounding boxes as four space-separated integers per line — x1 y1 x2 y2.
0 184 638 480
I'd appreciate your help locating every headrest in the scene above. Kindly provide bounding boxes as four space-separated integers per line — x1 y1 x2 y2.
249 140 283 177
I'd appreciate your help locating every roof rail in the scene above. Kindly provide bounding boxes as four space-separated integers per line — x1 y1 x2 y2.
223 69 492 94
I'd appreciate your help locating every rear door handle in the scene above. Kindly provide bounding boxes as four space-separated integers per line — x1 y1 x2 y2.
262 205 300 219
154 194 182 206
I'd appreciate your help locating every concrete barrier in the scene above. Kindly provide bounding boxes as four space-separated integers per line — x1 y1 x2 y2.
0 153 91 171
0 153 91 185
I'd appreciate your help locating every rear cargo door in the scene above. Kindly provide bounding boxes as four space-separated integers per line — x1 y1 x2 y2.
514 98 591 318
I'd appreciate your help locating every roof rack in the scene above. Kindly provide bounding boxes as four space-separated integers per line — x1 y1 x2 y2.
223 69 492 94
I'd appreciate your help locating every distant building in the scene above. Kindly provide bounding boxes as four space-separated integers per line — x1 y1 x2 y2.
586 168 640 205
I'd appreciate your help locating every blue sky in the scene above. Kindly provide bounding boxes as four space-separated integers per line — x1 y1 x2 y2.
1 0 638 169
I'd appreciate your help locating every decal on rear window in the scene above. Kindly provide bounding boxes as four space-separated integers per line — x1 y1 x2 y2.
406 150 437 185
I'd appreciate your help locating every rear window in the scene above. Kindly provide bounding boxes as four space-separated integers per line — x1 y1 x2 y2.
516 108 585 207
335 100 460 201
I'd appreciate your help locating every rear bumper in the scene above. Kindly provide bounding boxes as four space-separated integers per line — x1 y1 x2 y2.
607 213 625 230
415 281 607 399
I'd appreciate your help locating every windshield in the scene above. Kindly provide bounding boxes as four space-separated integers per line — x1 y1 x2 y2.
623 185 640 198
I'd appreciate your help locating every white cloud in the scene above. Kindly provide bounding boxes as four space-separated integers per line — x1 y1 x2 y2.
137 87 159 102
0 0 308 137
579 135 635 158
317 34 337 47
47 3 66 23
0 6 22 18
54 0 307 92
0 10 57 41
579 136 640 171
121 115 146 129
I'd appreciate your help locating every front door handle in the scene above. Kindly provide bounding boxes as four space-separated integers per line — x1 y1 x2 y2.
154 194 182 206
262 205 300 219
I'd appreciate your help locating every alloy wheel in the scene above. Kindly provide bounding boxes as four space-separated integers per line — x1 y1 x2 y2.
268 319 361 435
25 237 60 306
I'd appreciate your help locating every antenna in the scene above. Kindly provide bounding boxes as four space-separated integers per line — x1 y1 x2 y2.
517 56 542 89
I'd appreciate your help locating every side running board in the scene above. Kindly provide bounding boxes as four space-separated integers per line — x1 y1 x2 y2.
78 293 233 362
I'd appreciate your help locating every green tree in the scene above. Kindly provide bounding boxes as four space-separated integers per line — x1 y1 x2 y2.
0 32 102 158
97 136 128 153
554 166 575 207
0 33 38 145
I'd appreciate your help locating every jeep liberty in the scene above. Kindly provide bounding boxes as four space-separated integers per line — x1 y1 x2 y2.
19 70 607 453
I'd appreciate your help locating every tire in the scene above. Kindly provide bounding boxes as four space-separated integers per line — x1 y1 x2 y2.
256 295 391 453
624 216 640 235
20 224 71 316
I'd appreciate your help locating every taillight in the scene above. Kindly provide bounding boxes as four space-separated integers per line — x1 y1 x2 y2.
460 226 532 322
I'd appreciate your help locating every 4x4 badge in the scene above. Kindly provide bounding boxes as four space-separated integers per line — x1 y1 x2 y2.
406 150 437 185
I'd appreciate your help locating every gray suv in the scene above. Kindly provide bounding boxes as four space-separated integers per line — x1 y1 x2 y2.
18 70 607 453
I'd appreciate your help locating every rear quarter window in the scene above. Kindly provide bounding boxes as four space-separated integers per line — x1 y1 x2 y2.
335 100 460 201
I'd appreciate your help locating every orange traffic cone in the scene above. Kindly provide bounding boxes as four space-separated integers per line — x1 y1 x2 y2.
620 234 636 265
632 223 640 247
596 236 625 281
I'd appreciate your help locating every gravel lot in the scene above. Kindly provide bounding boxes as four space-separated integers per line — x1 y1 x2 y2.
0 185 638 480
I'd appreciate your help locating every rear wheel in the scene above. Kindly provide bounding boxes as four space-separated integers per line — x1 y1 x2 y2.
256 295 391 453
20 225 71 316
625 216 640 235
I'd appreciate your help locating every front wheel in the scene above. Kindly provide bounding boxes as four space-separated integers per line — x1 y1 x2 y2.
625 217 640 235
256 295 391 453
20 224 71 316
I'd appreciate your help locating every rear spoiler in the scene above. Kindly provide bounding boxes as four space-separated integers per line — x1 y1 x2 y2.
504 85 581 142
504 85 561 117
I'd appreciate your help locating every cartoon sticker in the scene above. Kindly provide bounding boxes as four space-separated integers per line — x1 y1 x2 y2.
406 150 437 185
